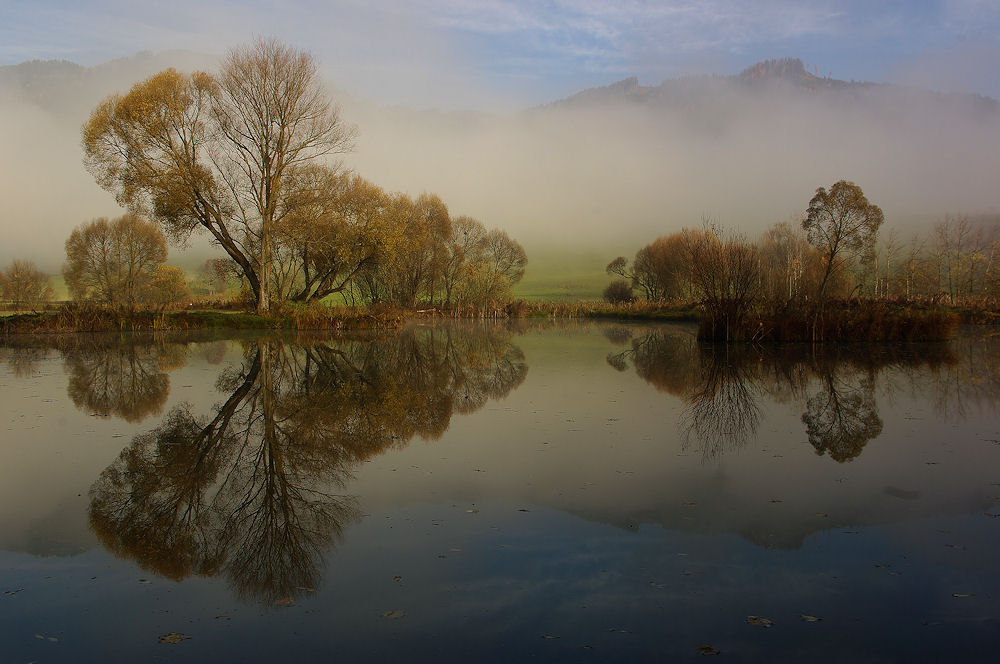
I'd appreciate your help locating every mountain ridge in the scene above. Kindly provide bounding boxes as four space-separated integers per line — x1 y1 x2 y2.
546 56 998 113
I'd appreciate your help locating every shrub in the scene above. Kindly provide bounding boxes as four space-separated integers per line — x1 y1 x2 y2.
603 280 635 304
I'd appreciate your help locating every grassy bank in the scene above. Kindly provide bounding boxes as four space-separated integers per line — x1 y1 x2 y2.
0 303 405 335
0 298 984 342
696 300 961 342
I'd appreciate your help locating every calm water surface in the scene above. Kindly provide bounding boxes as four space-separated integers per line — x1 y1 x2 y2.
1 322 998 662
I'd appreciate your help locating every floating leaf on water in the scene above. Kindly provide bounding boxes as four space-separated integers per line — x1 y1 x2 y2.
683 501 697 507
697 644 721 655
393 576 403 582
158 632 191 644
466 509 480 514
540 634 561 639
769 499 783 503
449 548 461 552
381 610 406 619
799 614 823 622
746 615 774 627
274 597 295 606
518 508 530 512
952 593 975 598
215 615 230 620
3 588 24 595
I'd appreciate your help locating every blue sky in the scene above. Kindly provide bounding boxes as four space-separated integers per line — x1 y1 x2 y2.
2 0 998 108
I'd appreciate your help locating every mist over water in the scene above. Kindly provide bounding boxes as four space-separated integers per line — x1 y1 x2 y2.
1 50 999 273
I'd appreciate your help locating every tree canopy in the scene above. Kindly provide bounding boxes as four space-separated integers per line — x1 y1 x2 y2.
802 180 884 302
82 38 357 313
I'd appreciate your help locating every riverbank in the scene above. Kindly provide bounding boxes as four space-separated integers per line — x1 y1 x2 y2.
0 299 991 340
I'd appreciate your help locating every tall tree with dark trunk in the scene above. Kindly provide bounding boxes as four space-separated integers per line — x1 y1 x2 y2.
83 38 356 314
802 180 884 305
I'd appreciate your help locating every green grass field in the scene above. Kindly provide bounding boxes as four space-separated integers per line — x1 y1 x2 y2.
513 246 621 302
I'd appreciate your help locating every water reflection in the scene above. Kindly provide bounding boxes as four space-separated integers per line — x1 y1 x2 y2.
88 325 527 604
609 327 971 461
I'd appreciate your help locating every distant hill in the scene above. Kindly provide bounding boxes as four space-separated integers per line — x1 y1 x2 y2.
0 50 218 116
546 56 998 116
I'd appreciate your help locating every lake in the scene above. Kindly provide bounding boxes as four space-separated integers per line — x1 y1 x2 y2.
1 321 998 662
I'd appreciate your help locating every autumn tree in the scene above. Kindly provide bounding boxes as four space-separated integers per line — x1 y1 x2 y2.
63 214 168 306
1 259 54 310
82 38 356 314
802 180 884 303
683 225 762 341
278 169 399 303
144 265 192 307
608 233 692 302
442 215 489 306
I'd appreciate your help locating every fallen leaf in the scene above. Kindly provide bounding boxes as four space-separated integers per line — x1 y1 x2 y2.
466 509 480 514
746 615 774 627
697 644 721 655
381 610 406 619
540 634 561 639
799 614 823 622
158 632 191 644
393 576 403 582
3 588 24 595
215 616 230 620
274 597 295 606
952 593 975 598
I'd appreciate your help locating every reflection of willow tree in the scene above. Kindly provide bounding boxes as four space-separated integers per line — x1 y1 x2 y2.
90 325 527 605
65 339 188 423
802 363 882 462
613 327 958 462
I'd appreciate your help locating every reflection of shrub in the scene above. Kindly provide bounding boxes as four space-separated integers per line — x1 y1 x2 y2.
603 280 634 304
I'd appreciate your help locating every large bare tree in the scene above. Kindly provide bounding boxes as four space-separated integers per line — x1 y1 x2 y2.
63 214 168 307
83 38 356 313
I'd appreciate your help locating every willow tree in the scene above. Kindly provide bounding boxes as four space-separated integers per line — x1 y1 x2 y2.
82 38 356 313
803 180 884 304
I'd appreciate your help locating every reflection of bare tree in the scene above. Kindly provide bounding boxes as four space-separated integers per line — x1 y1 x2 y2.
612 326 963 463
64 341 182 422
607 329 700 393
90 325 527 605
802 367 882 462
681 345 763 460
0 347 48 378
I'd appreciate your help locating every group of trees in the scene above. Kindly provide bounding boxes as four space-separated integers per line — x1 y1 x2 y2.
81 37 526 315
607 180 885 313
610 180 1000 318
1 259 53 311
872 214 1000 303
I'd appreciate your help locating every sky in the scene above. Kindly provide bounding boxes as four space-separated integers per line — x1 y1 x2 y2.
2 0 999 110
